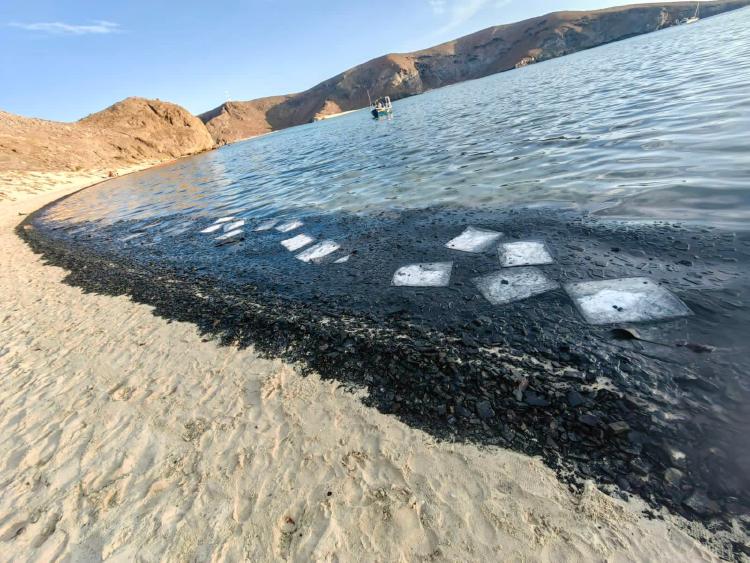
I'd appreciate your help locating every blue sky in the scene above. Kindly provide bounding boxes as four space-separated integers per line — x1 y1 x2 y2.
2 0 667 121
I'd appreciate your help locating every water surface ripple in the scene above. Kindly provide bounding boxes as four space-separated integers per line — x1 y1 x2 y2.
43 7 750 229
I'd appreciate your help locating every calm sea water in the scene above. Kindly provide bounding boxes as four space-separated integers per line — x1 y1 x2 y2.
46 6 750 230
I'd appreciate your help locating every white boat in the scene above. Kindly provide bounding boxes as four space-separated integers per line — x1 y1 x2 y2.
684 4 700 24
368 92 393 119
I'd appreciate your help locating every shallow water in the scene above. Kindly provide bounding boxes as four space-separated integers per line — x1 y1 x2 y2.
27 6 750 535
43 7 750 230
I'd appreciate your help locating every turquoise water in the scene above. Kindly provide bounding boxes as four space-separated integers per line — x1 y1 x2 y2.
45 7 750 230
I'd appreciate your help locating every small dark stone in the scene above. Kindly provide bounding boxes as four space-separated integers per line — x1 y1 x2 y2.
683 491 720 515
476 400 495 420
628 431 647 444
610 327 640 341
567 390 584 408
677 259 693 267
663 468 684 486
630 458 651 476
673 241 690 251
524 392 549 407
579 413 600 427
608 421 630 434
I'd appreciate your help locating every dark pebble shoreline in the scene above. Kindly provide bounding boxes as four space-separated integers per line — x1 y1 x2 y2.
18 203 750 558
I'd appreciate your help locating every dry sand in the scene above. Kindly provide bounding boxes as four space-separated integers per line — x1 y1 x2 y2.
0 173 720 561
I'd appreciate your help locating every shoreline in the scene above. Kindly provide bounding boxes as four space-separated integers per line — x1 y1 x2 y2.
21 197 750 542
0 170 739 560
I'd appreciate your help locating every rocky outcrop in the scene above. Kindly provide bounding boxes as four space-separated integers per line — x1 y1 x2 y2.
201 0 750 143
0 97 214 173
198 96 292 146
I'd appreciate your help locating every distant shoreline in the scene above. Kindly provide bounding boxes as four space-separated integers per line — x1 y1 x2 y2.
313 108 364 122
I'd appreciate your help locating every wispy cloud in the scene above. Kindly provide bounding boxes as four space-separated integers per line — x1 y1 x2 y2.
9 20 121 35
428 0 511 34
429 0 448 15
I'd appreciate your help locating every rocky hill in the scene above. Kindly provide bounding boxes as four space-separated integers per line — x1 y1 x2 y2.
198 96 293 146
201 0 750 144
0 97 215 173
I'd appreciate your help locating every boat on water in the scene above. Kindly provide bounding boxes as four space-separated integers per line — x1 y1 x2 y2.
684 4 700 24
370 96 393 119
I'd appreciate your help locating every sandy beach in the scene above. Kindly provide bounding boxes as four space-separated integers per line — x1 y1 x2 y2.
0 173 723 561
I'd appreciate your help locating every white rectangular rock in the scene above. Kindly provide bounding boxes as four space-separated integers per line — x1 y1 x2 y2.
215 229 244 243
565 277 692 325
474 267 559 305
254 219 278 232
296 240 341 263
276 220 303 233
281 234 314 251
445 226 503 253
499 241 554 267
392 262 453 287
223 220 245 231
200 223 224 234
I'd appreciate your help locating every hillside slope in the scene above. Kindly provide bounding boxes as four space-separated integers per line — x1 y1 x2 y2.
201 0 750 144
0 97 215 174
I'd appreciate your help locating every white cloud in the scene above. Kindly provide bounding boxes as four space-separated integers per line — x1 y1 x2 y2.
429 0 511 34
429 0 448 15
10 20 121 35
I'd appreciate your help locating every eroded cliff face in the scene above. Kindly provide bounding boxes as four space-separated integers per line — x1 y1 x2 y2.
200 1 750 144
1 97 215 173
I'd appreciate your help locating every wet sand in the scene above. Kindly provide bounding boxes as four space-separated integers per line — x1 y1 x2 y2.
0 175 727 561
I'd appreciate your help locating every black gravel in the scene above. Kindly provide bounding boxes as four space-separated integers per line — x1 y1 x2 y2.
18 202 750 558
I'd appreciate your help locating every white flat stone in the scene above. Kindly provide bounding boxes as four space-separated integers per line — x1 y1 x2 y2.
334 255 351 264
214 217 235 223
392 262 453 287
200 223 224 234
296 240 341 263
499 241 554 267
276 220 303 233
120 232 145 242
281 234 314 251
474 267 559 305
565 277 692 325
446 226 503 253
215 229 244 242
254 219 278 232
223 220 245 231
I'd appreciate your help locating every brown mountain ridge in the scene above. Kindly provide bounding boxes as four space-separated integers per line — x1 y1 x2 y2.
200 0 750 144
0 97 214 174
2 1 749 178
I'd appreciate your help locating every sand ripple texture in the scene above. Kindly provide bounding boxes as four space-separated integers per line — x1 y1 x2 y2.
0 182 717 562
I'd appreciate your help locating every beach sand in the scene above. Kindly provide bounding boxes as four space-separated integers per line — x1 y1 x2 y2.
0 174 718 561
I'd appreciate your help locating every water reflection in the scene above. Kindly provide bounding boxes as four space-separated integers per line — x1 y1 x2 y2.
41 7 750 232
